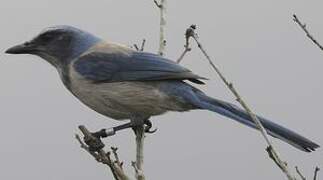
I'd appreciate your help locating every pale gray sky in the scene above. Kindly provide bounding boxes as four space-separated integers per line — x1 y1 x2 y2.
0 0 322 179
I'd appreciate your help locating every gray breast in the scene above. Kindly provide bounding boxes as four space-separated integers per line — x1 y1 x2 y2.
67 66 191 120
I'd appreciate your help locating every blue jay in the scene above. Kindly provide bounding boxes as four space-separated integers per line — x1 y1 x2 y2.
5 25 319 152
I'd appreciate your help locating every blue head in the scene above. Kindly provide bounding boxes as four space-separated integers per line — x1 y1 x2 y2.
5 25 101 68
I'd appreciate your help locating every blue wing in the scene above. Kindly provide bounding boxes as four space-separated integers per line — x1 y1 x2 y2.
73 51 207 84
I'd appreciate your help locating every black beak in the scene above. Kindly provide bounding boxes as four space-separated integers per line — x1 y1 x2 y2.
5 42 36 54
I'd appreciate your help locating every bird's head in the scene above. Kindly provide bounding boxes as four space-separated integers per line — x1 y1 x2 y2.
5 25 101 68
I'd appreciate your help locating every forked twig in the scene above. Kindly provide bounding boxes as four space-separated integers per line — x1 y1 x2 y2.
134 39 146 52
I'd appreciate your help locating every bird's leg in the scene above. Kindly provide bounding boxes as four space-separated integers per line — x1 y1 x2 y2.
89 119 155 139
84 122 133 151
86 119 157 150
90 122 133 139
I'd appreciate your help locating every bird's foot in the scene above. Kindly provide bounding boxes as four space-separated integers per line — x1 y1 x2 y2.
131 119 157 135
144 119 157 134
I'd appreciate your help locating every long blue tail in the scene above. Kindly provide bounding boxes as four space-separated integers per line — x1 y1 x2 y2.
191 92 320 152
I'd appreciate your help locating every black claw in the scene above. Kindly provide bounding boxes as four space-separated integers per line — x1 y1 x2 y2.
144 119 158 134
145 127 158 134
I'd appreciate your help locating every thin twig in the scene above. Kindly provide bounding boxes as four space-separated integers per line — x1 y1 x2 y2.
314 167 320 180
266 146 285 171
133 39 146 52
98 150 129 180
296 166 306 180
153 0 162 8
177 25 195 63
133 44 139 51
180 25 296 180
140 39 146 51
111 147 124 169
131 161 139 174
154 0 167 56
293 14 323 51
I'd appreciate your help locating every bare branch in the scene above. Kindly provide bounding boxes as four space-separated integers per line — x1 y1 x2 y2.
293 14 323 51
76 125 131 180
179 25 297 180
295 166 306 180
314 167 320 180
153 0 167 56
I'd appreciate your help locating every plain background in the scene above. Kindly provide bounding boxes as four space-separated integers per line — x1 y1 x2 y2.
0 0 322 179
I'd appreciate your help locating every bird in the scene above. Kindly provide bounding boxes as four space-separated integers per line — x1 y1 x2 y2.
5 25 319 152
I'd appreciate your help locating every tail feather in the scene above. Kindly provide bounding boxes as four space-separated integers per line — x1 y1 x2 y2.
194 93 320 152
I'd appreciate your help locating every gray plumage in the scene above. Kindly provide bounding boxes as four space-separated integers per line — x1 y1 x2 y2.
5 25 319 152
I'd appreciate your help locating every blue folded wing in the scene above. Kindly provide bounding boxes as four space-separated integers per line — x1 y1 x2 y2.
73 51 207 84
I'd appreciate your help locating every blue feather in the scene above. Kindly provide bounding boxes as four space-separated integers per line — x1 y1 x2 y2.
73 51 206 83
